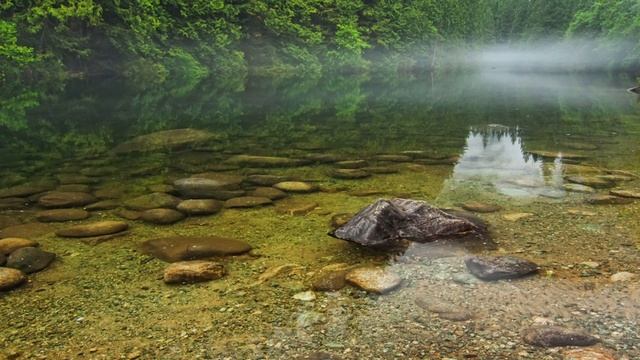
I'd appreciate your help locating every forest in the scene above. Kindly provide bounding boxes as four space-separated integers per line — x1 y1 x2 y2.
2 0 640 83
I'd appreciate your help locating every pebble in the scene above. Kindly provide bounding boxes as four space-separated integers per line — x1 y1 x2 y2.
345 267 402 294
522 325 598 347
465 256 539 281
163 260 225 284
0 238 39 255
0 267 26 291
610 271 635 282
609 189 640 199
293 291 316 301
56 221 129 238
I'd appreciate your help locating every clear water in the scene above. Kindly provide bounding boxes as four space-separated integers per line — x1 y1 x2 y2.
1 71 639 359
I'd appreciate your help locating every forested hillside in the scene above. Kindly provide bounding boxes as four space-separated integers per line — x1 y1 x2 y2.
1 0 639 81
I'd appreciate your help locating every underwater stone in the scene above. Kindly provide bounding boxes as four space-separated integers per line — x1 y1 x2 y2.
0 267 26 291
163 260 225 284
585 194 633 205
273 181 318 193
0 182 56 199
140 208 185 224
245 174 290 186
6 247 55 274
56 221 129 238
224 196 272 208
113 209 142 220
345 267 402 294
335 160 368 169
329 168 371 179
461 201 502 213
38 191 97 208
176 199 223 215
566 176 614 189
247 187 287 200
141 236 252 262
465 256 539 281
224 155 310 168
112 128 218 154
562 183 595 193
124 192 181 210
56 184 91 193
36 209 90 222
330 198 486 248
609 189 640 199
85 200 120 211
0 237 39 255
174 177 243 199
523 326 598 347
0 223 52 238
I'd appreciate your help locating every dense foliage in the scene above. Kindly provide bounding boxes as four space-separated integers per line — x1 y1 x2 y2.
3 0 637 81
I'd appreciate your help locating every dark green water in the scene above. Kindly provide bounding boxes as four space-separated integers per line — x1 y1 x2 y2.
1 71 639 359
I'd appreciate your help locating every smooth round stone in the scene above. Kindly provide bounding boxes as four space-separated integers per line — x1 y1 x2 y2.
0 223 52 238
140 208 185 224
372 154 412 162
585 194 633 205
36 209 90 222
275 199 318 216
461 201 502 213
56 221 129 238
177 199 223 215
224 196 272 208
566 176 614 189
93 186 125 199
141 236 252 262
248 187 287 200
38 191 97 208
563 183 595 193
523 326 598 347
465 256 539 281
163 260 225 284
610 189 640 199
610 271 635 282
124 193 181 210
174 177 243 199
329 168 371 179
0 238 39 255
56 184 91 193
345 267 402 294
0 182 56 199
224 155 310 168
335 160 368 169
245 174 290 186
273 181 318 193
6 247 55 274
113 209 141 220
85 200 120 211
311 266 349 292
0 267 26 291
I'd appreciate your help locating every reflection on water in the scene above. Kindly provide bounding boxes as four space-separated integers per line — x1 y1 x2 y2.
451 126 569 198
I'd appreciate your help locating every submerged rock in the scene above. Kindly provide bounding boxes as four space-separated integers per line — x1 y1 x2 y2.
224 196 272 208
465 256 539 281
329 168 371 179
140 208 185 224
85 200 120 211
609 189 640 199
275 199 318 216
124 192 181 210
112 128 218 154
36 209 90 222
6 247 55 274
585 195 633 205
610 271 635 282
246 174 290 186
566 176 614 189
274 181 318 193
163 260 225 284
335 160 368 169
461 201 502 213
38 191 97 208
0 267 26 291
330 198 486 248
0 182 56 199
56 221 129 238
523 326 598 347
0 223 52 238
141 236 251 262
176 199 223 215
562 183 595 193
56 184 91 193
311 264 351 292
248 187 287 200
174 176 243 199
0 238 39 255
225 155 310 168
329 213 354 228
345 267 402 294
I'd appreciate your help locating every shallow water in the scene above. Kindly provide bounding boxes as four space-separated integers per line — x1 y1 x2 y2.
1 71 639 359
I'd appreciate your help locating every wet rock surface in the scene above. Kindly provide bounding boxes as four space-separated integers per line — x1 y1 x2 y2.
163 260 225 284
6 247 55 274
56 221 129 238
141 236 252 262
330 198 485 247
523 326 599 347
465 256 539 280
